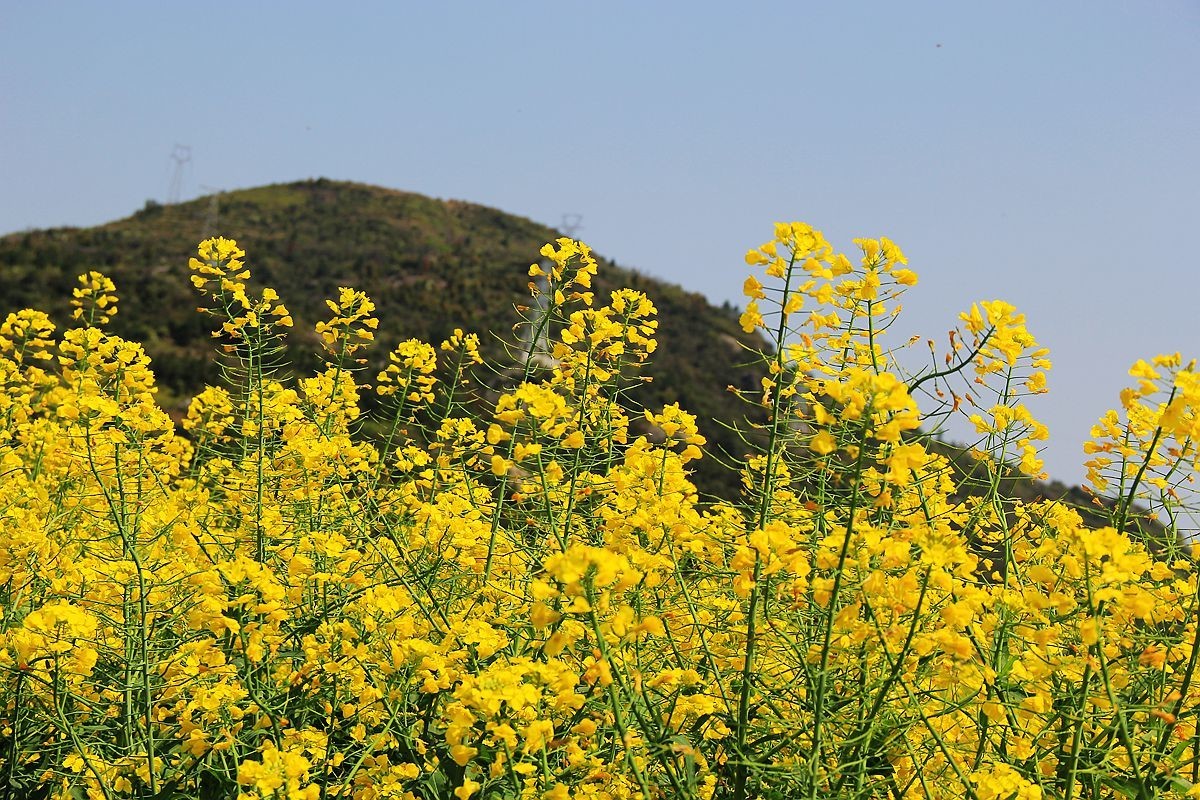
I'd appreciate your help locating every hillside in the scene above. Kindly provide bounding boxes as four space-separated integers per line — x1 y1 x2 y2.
0 179 767 498
0 179 1170 545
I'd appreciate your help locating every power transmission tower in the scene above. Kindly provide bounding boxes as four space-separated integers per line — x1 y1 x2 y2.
521 274 557 370
560 213 583 239
166 144 192 204
199 185 223 237
519 213 585 370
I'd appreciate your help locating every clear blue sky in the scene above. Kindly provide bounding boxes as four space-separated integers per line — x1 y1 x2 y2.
3 1 1198 486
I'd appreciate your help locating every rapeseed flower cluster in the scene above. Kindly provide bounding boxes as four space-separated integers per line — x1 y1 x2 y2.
0 227 1198 800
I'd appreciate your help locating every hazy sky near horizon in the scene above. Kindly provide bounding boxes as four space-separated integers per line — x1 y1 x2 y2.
2 1 1198 486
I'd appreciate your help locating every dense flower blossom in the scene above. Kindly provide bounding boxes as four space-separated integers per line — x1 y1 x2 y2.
0 232 1197 800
